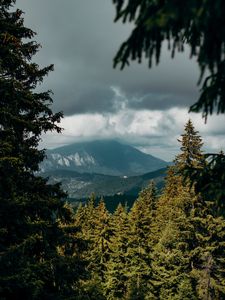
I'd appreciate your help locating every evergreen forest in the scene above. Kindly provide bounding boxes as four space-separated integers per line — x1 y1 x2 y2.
1 0 225 299
70 120 225 299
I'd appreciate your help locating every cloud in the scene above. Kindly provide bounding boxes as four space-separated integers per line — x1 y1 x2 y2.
40 106 225 161
18 0 199 116
17 0 225 160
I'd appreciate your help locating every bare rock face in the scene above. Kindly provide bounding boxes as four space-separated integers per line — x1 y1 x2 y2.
40 139 168 176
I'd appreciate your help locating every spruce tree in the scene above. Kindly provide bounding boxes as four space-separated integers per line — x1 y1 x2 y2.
151 198 197 299
0 1 85 298
89 198 112 282
73 196 107 300
125 182 158 299
74 194 96 241
186 152 225 212
104 203 130 300
175 121 225 211
149 121 200 298
175 119 204 171
112 0 225 212
189 201 225 299
152 121 225 299
75 198 112 298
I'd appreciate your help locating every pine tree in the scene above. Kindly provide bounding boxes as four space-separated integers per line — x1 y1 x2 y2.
89 198 112 282
74 194 96 241
175 119 204 171
151 164 197 298
125 182 158 299
151 201 197 299
104 203 130 299
186 152 225 212
151 121 225 299
75 198 112 298
0 2 85 298
189 201 225 300
74 196 107 300
148 122 200 298
159 186 225 300
112 0 225 212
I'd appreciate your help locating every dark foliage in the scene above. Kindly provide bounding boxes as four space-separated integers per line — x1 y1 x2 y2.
113 0 225 118
0 1 86 299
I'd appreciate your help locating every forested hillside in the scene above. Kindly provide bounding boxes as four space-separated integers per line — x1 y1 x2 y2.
69 120 225 299
41 167 166 200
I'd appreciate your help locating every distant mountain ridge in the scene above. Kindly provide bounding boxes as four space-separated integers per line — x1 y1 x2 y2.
42 167 167 200
40 139 168 176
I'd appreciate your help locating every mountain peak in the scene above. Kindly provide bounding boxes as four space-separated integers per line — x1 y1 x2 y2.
41 139 167 176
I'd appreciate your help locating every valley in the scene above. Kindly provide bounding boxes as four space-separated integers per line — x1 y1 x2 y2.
40 140 169 202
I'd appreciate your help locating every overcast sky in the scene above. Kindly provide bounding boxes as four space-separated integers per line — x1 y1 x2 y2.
17 0 225 160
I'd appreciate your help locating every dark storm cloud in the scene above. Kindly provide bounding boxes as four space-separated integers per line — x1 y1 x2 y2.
18 0 200 115
60 88 117 114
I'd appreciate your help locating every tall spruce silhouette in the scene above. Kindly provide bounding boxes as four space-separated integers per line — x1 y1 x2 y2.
151 121 225 299
0 1 85 298
112 0 225 212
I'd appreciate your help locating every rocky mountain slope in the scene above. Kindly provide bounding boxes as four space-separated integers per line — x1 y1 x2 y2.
40 140 168 176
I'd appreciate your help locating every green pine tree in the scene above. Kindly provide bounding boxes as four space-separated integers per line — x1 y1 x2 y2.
75 197 112 299
189 201 225 300
112 0 225 212
151 173 197 299
149 121 200 298
73 195 107 299
125 182 158 299
151 121 225 299
186 151 225 212
0 2 85 299
104 203 130 299
90 198 112 282
175 119 204 171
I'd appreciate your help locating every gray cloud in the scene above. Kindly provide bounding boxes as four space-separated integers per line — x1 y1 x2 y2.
16 0 225 160
18 0 199 115
39 108 225 160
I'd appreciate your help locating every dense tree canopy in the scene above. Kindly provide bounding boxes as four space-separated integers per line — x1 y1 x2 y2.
113 0 225 118
112 0 225 212
72 121 225 299
0 1 86 298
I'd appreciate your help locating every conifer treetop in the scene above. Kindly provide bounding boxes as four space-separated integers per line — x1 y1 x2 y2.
175 119 204 170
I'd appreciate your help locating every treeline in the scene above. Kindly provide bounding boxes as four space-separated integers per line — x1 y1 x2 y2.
68 194 137 215
70 120 225 299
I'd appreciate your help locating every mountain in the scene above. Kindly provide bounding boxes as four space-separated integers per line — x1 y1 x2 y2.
40 140 168 176
42 167 166 200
